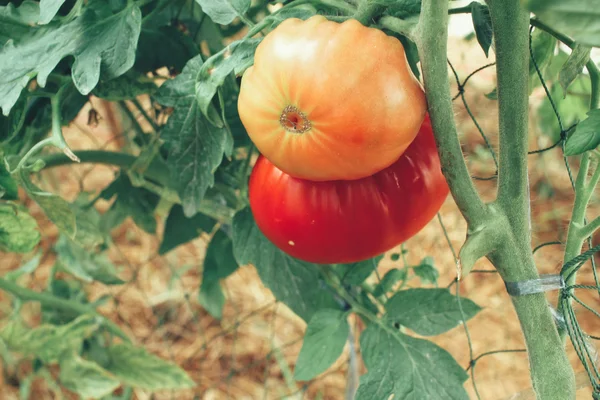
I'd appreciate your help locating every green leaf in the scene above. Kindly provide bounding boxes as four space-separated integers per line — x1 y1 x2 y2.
196 38 261 124
559 44 592 97
159 204 216 255
372 268 407 297
378 0 421 19
294 309 349 381
0 315 100 363
525 0 600 47
54 235 124 285
413 257 439 285
59 352 120 399
0 162 18 200
199 229 239 319
134 26 199 74
564 109 600 155
0 93 27 143
337 256 383 285
195 0 251 25
0 1 40 46
198 281 226 320
155 56 233 217
92 75 157 101
232 207 340 322
0 3 141 115
100 174 160 234
0 204 40 253
356 324 469 400
105 343 195 390
485 87 497 100
4 252 42 281
385 288 481 336
529 28 556 93
471 2 492 57
39 0 65 24
70 200 106 250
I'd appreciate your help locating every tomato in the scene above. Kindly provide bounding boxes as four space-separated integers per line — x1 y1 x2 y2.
238 15 427 181
248 116 449 264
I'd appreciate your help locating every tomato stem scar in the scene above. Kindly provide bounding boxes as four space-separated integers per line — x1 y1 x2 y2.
279 105 311 133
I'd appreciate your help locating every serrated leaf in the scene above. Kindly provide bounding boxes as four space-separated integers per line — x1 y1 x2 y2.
0 4 141 115
105 343 195 390
0 204 40 253
159 204 216 255
376 0 421 19
385 288 481 336
39 0 65 24
471 2 492 57
294 309 349 381
70 201 105 249
199 229 239 319
55 235 124 285
59 352 120 399
559 44 591 97
0 315 100 363
232 207 339 322
525 0 600 47
0 1 40 46
100 174 159 234
372 268 407 297
564 109 600 155
195 0 250 25
356 324 469 400
155 56 233 217
337 256 383 286
413 257 439 285
92 75 157 101
196 38 261 123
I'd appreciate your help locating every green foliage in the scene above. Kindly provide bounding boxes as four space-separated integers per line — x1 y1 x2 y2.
559 44 591 96
356 324 469 399
232 207 340 322
54 235 125 285
0 204 40 253
471 2 492 57
565 109 600 155
155 55 233 217
372 268 407 297
199 229 239 319
159 204 216 255
413 256 440 285
386 288 481 336
0 2 142 115
525 0 600 47
336 255 383 285
196 0 251 25
294 309 349 381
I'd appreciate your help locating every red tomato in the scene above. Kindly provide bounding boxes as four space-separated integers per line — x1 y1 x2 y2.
248 116 449 264
238 15 426 181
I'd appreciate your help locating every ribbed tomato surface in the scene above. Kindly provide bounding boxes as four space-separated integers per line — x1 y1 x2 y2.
248 116 449 264
238 15 427 181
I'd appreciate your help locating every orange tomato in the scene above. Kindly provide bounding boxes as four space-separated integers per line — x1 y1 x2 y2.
238 15 427 181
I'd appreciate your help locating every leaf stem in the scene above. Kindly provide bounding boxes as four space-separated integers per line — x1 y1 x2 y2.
0 278 130 342
353 1 383 25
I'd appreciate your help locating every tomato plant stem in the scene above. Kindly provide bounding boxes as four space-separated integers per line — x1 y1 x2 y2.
0 278 130 342
417 0 576 398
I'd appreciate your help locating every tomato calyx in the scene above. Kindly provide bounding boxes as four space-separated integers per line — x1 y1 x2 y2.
279 105 311 134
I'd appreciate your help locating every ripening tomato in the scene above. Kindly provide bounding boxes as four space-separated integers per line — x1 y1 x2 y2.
248 116 449 264
238 15 427 181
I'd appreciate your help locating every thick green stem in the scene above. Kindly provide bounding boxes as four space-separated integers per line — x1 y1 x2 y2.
0 278 130 342
486 1 575 397
417 0 575 397
415 0 487 227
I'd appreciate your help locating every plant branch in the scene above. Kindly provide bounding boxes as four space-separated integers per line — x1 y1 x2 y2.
415 0 487 226
0 278 130 342
353 1 384 25
581 216 600 240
